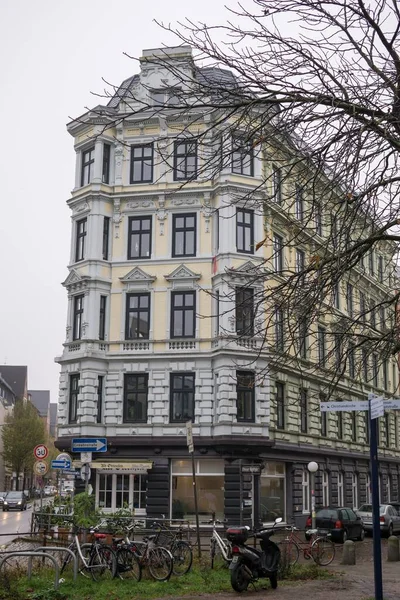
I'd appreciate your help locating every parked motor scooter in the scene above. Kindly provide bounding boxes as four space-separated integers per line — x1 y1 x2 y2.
227 517 283 593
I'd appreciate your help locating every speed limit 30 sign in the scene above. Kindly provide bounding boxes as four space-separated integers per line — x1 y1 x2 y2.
33 445 48 460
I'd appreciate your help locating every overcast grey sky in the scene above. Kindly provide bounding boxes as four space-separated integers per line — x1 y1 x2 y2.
0 0 231 404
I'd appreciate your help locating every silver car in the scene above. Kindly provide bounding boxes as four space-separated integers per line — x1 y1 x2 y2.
357 504 400 537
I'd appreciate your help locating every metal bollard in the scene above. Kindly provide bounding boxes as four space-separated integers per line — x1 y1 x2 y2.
387 535 399 562
341 540 356 565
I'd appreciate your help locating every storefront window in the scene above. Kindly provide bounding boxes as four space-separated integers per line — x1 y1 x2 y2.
260 462 285 523
96 472 147 511
171 460 224 521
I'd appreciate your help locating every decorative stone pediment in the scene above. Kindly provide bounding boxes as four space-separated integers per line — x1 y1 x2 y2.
62 269 91 292
226 261 264 287
120 266 156 291
165 265 201 289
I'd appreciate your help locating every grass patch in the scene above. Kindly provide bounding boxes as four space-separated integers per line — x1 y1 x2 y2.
0 560 336 600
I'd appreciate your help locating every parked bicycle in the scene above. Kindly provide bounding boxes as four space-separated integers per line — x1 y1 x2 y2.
147 522 193 576
60 527 117 581
124 523 174 581
204 512 232 569
278 524 335 566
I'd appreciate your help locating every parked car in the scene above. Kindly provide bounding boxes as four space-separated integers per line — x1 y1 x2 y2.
0 492 7 506
3 491 28 511
356 504 400 537
43 486 56 497
23 490 30 500
306 507 364 543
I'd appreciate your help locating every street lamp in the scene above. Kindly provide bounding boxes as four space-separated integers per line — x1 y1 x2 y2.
307 461 319 529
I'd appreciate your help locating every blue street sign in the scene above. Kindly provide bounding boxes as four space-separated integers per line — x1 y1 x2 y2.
51 459 71 469
71 438 107 453
62 468 78 476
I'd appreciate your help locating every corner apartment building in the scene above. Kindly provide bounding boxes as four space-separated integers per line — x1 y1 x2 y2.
55 46 400 526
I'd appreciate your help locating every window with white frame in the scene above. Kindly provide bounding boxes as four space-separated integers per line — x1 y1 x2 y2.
171 460 224 521
322 471 329 506
352 473 358 509
366 474 372 504
337 472 344 506
260 462 286 523
302 469 310 513
96 472 148 511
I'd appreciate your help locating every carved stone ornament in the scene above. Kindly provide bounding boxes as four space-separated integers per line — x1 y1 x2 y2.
113 198 122 238
126 199 155 209
73 201 90 215
165 264 201 282
171 197 198 207
120 266 157 284
62 269 91 291
201 201 213 233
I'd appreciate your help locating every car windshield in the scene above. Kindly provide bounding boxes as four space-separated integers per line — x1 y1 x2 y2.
358 505 372 512
316 509 338 518
6 492 22 499
380 506 389 515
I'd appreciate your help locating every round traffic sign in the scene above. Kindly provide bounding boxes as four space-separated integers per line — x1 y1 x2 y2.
34 444 48 460
34 460 49 476
56 452 71 463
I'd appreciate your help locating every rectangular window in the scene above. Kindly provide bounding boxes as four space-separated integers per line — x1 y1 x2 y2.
296 249 305 274
298 317 308 358
372 354 379 387
335 334 343 369
369 250 375 276
232 138 254 176
337 409 343 439
276 382 285 430
272 165 282 203
320 393 328 437
99 295 107 340
173 140 197 180
351 411 357 442
130 143 153 183
123 374 148 423
333 282 340 309
300 388 308 433
125 293 150 339
171 459 224 521
346 283 354 316
273 234 283 273
73 295 84 341
275 307 284 352
236 209 254 254
359 292 366 323
352 473 358 509
172 213 196 257
385 413 390 447
170 373 195 422
102 143 111 184
348 343 355 378
260 463 286 523
75 218 87 262
128 216 152 259
69 374 79 424
171 291 196 338
380 306 386 331
378 256 383 283
295 185 304 221
235 288 254 336
362 349 369 382
97 375 104 423
81 146 95 186
338 472 344 505
322 472 329 506
370 300 376 328
236 371 255 422
215 290 220 336
383 360 388 390
365 413 370 444
102 217 110 260
315 206 323 236
302 470 310 513
318 325 326 367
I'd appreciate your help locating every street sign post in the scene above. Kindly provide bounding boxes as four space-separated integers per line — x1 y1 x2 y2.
186 420 201 558
33 445 48 460
34 461 48 476
71 438 107 453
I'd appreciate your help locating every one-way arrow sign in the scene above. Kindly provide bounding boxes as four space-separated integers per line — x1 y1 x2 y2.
71 438 107 453
51 459 71 469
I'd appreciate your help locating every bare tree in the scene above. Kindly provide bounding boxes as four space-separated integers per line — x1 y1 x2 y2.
78 0 400 397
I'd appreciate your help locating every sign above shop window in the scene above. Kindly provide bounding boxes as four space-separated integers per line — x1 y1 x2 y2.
90 461 153 473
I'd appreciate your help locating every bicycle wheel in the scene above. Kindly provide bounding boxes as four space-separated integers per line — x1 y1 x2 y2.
116 547 142 581
147 546 173 581
60 545 75 575
171 541 193 576
89 545 117 581
311 536 335 566
278 540 300 566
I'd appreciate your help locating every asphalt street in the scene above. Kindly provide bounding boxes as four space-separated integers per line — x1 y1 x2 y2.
0 502 34 546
